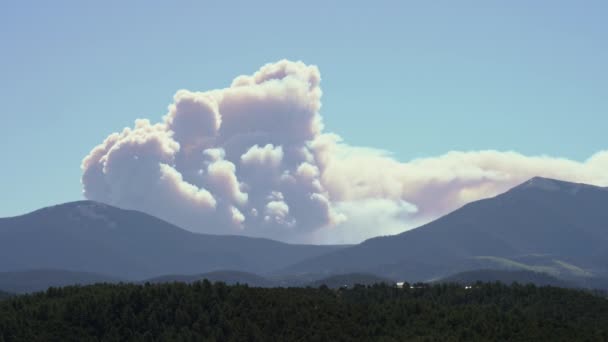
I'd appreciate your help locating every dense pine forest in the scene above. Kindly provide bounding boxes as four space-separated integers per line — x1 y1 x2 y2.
0 281 607 341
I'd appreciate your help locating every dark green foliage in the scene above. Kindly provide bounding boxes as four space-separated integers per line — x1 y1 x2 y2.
0 291 11 300
1 282 607 341
308 273 394 288
144 270 277 287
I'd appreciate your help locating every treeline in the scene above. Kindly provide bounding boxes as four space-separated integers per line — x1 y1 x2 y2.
0 281 607 341
0 291 11 300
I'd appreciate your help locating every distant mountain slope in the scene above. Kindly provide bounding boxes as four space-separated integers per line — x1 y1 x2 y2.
145 270 276 287
285 177 608 283
437 269 572 287
0 201 346 280
308 273 394 288
0 269 123 294
450 254 596 282
0 290 12 300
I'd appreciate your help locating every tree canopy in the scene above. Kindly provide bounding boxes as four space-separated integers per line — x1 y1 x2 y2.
0 281 607 341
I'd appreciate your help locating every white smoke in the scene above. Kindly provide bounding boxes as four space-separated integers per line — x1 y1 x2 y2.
82 60 608 244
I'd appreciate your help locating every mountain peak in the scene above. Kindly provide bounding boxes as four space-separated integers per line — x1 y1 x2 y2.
34 200 119 217
517 177 565 191
46 200 112 211
512 176 605 194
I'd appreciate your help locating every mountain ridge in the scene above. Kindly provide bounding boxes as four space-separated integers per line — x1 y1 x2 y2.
283 177 608 285
0 201 346 280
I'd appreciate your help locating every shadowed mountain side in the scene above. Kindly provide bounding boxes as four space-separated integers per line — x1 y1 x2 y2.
0 269 124 294
283 177 608 283
436 269 572 287
0 201 346 280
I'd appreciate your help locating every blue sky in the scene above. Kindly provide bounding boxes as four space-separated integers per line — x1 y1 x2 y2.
1 0 607 217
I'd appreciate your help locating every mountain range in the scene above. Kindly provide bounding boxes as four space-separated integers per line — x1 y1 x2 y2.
0 177 606 292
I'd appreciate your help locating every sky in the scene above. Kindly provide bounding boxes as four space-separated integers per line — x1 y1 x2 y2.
1 1 607 243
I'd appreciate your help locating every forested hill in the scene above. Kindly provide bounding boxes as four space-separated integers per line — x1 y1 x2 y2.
1 282 607 341
437 269 572 288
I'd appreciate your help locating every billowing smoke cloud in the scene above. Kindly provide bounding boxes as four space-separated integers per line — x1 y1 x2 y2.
82 60 608 244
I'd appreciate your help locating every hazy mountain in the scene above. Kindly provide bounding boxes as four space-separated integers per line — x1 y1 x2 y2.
284 177 608 285
0 290 12 300
0 269 123 294
144 270 276 287
0 201 345 280
437 269 572 287
308 273 395 288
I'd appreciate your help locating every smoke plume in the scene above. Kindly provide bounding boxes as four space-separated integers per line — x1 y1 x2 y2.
82 60 608 243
